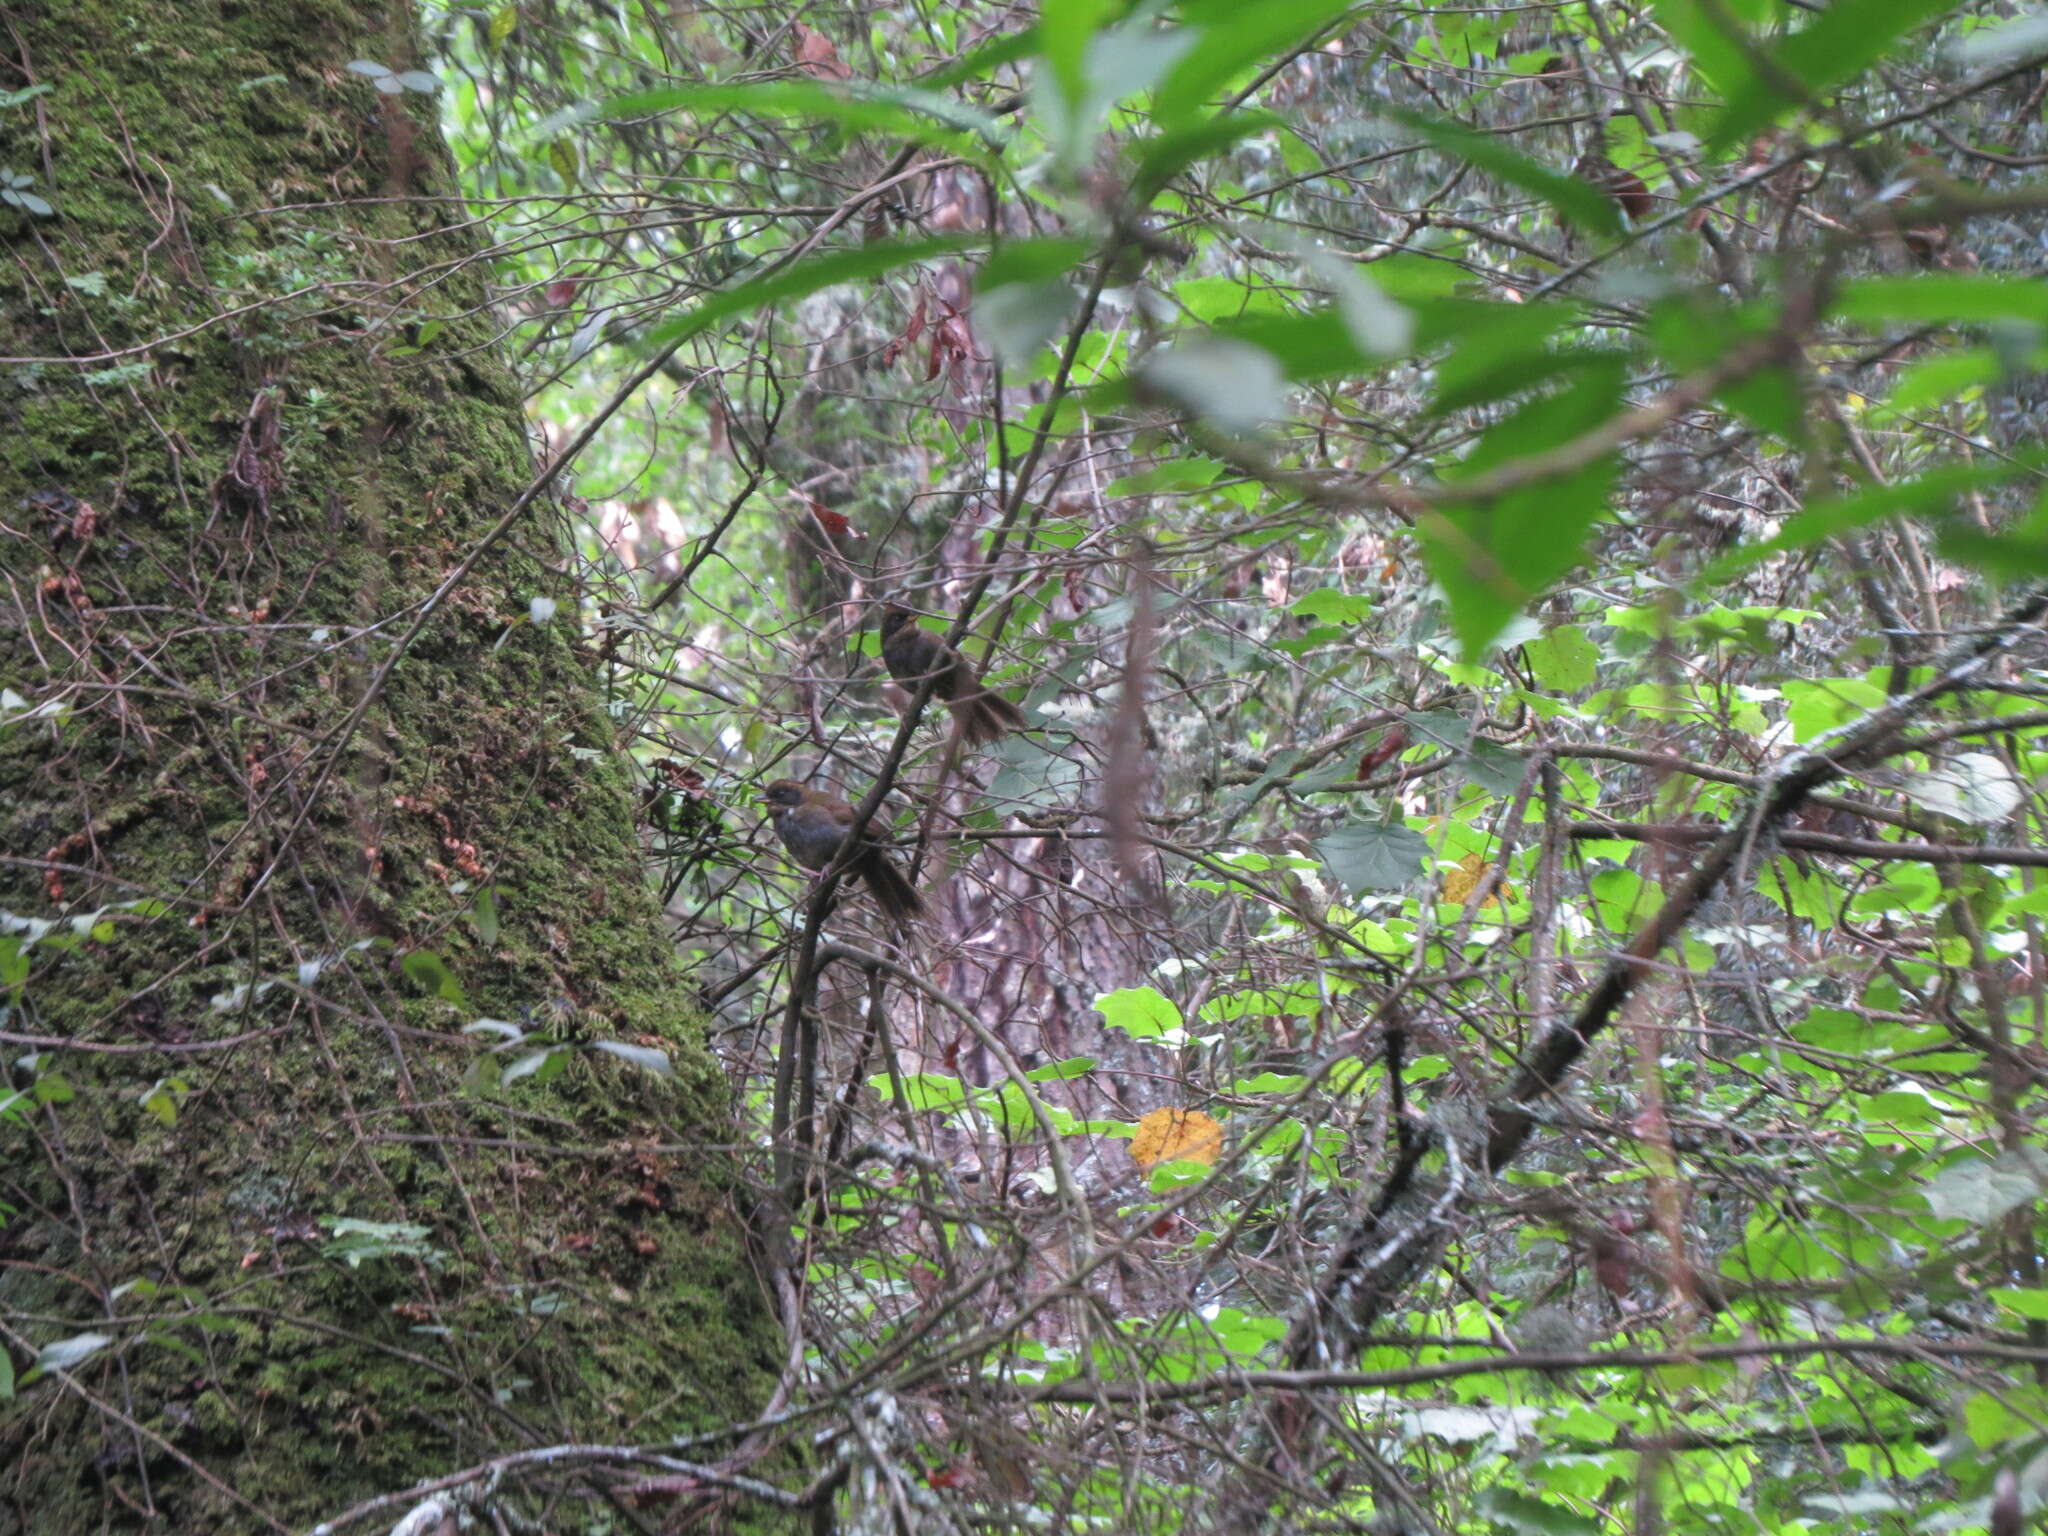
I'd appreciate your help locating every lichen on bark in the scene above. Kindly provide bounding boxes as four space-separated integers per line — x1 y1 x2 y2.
0 2 782 1530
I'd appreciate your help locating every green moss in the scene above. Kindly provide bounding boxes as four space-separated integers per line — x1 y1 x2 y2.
0 2 785 1531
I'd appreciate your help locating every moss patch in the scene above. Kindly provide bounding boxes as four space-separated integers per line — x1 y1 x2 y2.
0 2 785 1530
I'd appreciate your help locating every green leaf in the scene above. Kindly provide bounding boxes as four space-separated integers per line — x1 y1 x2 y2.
1701 452 2048 581
1650 0 1757 98
1316 823 1430 893
1140 336 1286 434
644 237 981 352
1992 1288 2048 1321
1095 987 1185 1041
1478 1488 1603 1536
1303 248 1415 359
1836 274 2048 330
921 26 1041 91
1522 625 1598 691
1898 752 2023 824
1132 110 1286 202
1923 1149 2048 1225
501 1049 564 1086
872 1072 970 1112
1038 0 1114 114
400 949 467 1007
976 279 1075 368
1421 359 1626 657
1383 108 1621 238
1428 305 1572 415
980 237 1092 290
36 1333 112 1372
988 733 1083 807
592 1039 675 1078
471 884 500 947
1462 738 1526 797
1290 589 1372 625
601 81 1002 146
1152 0 1360 129
1026 1056 1096 1081
1234 1071 1307 1093
1709 0 1957 153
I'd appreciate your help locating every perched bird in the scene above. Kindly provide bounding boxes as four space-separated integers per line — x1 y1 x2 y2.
879 605 1027 748
760 778 923 927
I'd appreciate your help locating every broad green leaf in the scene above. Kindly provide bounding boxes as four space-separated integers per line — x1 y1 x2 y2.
920 26 1040 90
980 237 1092 289
602 81 1003 146
1835 275 2048 330
1710 0 1958 153
1133 110 1288 202
1384 108 1621 237
1422 359 1626 658
400 949 467 1007
871 1072 970 1112
1290 589 1372 625
1700 452 2048 581
1923 1149 2048 1224
36 1333 112 1372
1095 987 1185 1041
1151 0 1359 128
977 280 1076 367
1649 0 1755 98
988 733 1084 807
1477 1488 1602 1536
1899 752 2024 824
1038 0 1113 114
644 238 980 351
1428 306 1573 415
1026 1056 1096 1081
1992 1288 2048 1321
593 1040 675 1078
1462 738 1526 796
1521 625 1598 691
1140 336 1286 434
1302 248 1414 359
1316 822 1431 893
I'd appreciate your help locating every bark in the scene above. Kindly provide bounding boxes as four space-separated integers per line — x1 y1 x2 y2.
0 2 782 1530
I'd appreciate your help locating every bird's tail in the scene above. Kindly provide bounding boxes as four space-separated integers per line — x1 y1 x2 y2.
858 854 925 928
949 690 1027 749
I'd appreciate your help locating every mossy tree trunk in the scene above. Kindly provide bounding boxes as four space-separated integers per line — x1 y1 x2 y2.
0 3 782 1529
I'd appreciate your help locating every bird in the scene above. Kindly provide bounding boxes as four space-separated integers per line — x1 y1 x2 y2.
760 778 923 928
879 605 1027 749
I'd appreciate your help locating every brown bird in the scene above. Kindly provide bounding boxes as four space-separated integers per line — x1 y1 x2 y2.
879 605 1027 748
760 778 923 927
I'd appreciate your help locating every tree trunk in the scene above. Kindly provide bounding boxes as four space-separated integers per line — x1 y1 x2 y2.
0 3 782 1530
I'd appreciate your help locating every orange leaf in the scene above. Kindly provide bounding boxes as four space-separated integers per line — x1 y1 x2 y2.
793 24 852 80
1440 852 1514 907
1129 1107 1223 1170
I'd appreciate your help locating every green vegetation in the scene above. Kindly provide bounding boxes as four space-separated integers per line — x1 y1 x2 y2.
7 0 2048 1531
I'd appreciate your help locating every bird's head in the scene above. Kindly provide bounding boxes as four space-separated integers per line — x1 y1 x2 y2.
760 779 807 811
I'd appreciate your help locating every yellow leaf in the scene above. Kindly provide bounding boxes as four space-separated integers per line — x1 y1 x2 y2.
1440 852 1513 907
1129 1107 1222 1170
